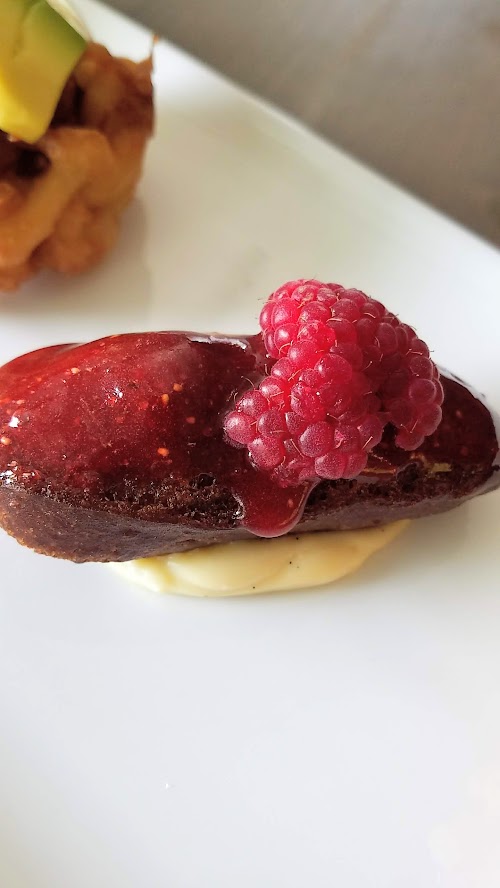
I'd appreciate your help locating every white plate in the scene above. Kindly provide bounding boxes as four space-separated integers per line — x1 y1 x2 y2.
1 2 500 886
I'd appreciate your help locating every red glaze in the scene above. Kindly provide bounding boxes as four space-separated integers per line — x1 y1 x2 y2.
0 333 310 537
0 333 498 539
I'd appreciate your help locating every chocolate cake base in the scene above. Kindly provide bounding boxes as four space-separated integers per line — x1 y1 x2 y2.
0 331 498 562
0 401 497 562
0 459 493 563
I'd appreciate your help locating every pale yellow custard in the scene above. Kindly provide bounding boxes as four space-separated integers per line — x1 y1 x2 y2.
110 522 408 597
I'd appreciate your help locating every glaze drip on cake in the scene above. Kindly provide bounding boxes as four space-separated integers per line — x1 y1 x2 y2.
0 330 497 562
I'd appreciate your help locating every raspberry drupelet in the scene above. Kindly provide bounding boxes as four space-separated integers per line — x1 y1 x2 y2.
224 279 444 484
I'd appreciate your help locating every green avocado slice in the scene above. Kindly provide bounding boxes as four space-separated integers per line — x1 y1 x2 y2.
0 0 87 143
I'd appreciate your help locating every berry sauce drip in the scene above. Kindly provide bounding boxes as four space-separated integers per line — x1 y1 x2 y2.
225 280 444 484
0 332 310 537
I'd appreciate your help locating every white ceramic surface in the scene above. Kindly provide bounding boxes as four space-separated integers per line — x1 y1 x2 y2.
1 2 499 886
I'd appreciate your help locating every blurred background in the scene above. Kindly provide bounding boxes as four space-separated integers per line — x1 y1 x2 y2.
110 0 500 245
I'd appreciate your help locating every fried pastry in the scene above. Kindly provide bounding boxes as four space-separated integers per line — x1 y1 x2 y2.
0 43 153 291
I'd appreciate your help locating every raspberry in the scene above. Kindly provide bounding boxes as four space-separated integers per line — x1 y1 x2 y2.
225 280 443 485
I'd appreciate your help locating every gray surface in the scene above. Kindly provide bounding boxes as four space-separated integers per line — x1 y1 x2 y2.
109 0 500 244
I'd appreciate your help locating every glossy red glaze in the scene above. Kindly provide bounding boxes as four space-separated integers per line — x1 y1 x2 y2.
0 332 498 540
0 333 310 537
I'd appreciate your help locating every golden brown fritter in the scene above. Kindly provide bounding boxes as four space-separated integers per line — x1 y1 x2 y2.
0 43 153 292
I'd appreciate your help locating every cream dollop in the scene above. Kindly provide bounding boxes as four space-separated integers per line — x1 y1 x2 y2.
110 522 408 597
